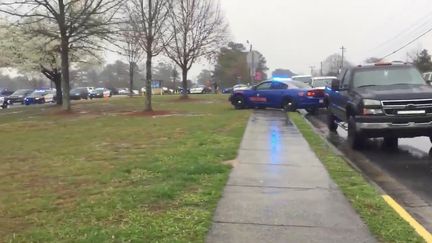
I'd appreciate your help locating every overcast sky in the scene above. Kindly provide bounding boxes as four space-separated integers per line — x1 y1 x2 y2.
216 0 432 76
103 0 432 80
4 0 432 81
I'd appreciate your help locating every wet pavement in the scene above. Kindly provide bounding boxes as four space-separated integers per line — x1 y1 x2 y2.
207 110 376 243
306 110 432 232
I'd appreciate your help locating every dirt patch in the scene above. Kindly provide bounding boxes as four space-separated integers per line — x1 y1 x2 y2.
169 97 205 103
50 110 80 117
123 110 174 117
223 159 239 168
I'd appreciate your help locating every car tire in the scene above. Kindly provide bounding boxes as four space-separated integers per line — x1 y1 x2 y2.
282 98 296 112
347 116 365 149
327 113 338 132
232 95 245 109
383 137 398 149
305 108 317 114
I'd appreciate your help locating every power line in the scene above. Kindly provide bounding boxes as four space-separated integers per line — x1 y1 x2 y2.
368 9 432 54
380 26 432 60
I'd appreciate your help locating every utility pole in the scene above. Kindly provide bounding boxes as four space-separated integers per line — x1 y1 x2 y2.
247 40 255 83
309 66 315 76
320 62 323 76
340 46 346 69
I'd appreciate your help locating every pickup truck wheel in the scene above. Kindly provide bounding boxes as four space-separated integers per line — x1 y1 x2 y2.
327 113 338 132
282 98 296 112
383 137 398 149
232 95 245 109
348 116 365 149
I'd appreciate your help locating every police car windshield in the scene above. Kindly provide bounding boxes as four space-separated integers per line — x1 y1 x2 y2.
353 66 426 88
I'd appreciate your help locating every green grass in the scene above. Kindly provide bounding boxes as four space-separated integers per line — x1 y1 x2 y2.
0 95 250 242
289 112 424 243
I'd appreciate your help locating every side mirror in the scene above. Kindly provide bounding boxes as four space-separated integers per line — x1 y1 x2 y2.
331 79 340 91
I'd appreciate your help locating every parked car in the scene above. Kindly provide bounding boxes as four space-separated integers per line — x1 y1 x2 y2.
5 89 34 104
326 62 432 149
222 84 250 94
311 76 337 89
190 85 212 94
162 87 174 94
177 86 190 94
229 80 325 113
0 89 13 109
292 75 313 85
423 72 432 84
107 87 119 95
69 87 89 100
90 88 111 99
0 89 14 97
118 88 130 95
24 89 56 105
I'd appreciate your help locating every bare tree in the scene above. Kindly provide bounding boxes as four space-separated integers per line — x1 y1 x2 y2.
0 0 123 111
0 21 100 105
128 0 171 111
165 0 228 99
117 19 144 97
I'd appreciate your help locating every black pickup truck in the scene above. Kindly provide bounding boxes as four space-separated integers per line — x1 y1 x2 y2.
326 62 432 149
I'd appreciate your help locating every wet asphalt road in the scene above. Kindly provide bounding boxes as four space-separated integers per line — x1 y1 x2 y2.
305 110 432 232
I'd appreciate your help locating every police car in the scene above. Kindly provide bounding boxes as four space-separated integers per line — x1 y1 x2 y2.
229 79 325 113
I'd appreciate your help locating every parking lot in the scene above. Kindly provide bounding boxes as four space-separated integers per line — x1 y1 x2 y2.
305 109 432 232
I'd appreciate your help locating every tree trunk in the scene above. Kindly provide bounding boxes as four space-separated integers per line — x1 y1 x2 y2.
181 67 189 99
145 52 153 111
60 38 71 111
129 62 134 97
54 77 63 105
40 67 63 105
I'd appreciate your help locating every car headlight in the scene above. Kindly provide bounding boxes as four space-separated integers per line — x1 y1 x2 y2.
363 108 384 115
363 99 381 106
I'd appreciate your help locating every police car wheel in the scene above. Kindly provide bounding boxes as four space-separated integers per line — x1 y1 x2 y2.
282 99 296 112
232 95 245 109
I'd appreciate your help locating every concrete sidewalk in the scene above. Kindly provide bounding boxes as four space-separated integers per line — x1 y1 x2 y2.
206 110 376 243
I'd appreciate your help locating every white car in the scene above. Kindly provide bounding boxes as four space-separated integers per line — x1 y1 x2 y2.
233 84 250 91
292 75 312 84
0 96 5 108
190 85 211 94
423 72 432 84
118 88 130 95
311 76 337 89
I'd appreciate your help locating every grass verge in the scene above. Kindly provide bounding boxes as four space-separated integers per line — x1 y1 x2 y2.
288 112 424 243
0 95 249 242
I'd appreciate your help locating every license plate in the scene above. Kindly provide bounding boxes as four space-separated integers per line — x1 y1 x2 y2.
397 110 425 115
319 99 324 103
